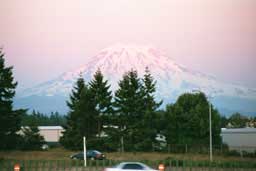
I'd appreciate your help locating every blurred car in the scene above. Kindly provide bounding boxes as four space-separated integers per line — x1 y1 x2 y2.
104 162 158 171
41 144 49 151
70 150 105 160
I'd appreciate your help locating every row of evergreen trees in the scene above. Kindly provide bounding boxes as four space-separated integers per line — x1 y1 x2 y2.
60 68 162 151
60 68 222 151
0 48 222 151
21 111 66 126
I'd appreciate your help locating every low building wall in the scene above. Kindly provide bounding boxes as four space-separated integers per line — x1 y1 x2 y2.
221 128 256 152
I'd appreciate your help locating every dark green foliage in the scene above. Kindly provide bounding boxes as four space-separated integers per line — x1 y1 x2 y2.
220 115 229 128
139 67 162 150
60 76 98 150
0 49 22 150
60 76 86 150
163 92 221 146
89 68 113 135
112 68 161 151
228 112 249 128
20 126 45 150
21 110 66 126
66 74 86 112
60 68 224 152
113 69 145 151
75 86 98 144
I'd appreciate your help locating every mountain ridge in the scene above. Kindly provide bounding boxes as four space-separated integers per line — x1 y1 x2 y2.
14 45 256 116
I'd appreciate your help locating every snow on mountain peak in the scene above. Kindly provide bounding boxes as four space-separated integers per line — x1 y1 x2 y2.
16 44 256 115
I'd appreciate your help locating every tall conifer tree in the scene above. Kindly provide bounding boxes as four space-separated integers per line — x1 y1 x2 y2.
0 49 21 150
60 75 86 149
114 69 144 151
140 67 162 150
61 75 100 150
89 69 112 134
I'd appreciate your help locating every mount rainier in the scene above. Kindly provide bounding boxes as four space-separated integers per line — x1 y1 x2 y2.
14 45 256 116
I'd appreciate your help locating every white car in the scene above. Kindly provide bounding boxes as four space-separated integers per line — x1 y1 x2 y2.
104 162 159 171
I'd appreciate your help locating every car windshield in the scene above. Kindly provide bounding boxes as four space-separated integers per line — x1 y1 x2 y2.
114 163 152 170
123 164 144 170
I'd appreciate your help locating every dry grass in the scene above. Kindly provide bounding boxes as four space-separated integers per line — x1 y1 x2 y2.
107 152 256 162
0 148 255 162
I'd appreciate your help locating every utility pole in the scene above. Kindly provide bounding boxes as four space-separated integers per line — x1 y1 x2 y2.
209 102 213 162
192 89 213 162
83 136 87 167
121 136 124 153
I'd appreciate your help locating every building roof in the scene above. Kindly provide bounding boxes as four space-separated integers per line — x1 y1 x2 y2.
221 128 256 134
38 126 64 130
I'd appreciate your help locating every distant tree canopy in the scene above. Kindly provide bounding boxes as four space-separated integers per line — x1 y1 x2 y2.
163 92 222 146
21 111 66 126
219 112 256 128
227 112 249 128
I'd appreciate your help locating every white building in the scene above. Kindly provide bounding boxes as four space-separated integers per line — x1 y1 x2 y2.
38 126 64 142
221 128 256 152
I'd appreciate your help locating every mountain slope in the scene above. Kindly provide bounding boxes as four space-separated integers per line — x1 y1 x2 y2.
14 44 256 115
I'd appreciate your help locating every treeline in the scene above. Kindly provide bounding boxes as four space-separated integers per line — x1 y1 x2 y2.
60 68 223 152
1 48 253 152
221 113 256 128
21 110 66 126
60 68 163 151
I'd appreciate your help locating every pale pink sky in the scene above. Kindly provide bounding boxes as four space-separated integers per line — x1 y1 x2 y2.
0 0 256 89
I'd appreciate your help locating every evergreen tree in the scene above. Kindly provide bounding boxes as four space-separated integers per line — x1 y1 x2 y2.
0 49 22 150
89 69 113 135
20 125 45 150
114 69 144 151
139 67 162 150
21 111 66 126
66 74 86 112
60 75 86 149
60 75 98 150
75 86 98 148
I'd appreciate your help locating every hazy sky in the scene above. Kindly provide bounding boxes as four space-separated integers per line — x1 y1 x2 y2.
0 0 256 89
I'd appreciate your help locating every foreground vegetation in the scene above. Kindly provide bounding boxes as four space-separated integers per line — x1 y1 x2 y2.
0 148 255 162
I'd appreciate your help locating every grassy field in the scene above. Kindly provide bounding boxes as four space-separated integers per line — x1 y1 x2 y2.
0 148 255 162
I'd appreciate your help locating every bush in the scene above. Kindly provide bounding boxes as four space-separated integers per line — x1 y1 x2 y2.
19 126 46 150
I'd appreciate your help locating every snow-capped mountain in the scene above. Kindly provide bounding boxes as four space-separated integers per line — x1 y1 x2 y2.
14 44 256 115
